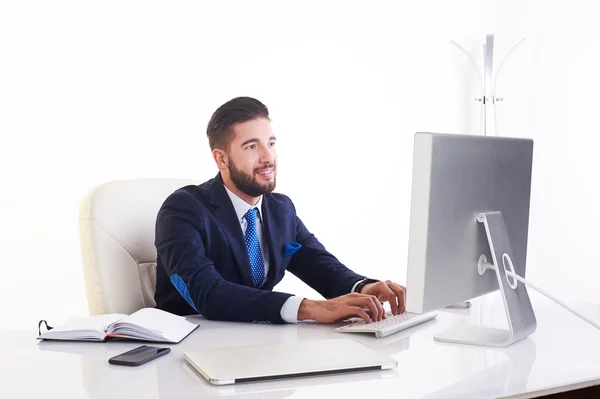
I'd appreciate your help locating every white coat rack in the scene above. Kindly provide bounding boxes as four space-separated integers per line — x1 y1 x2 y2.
451 34 526 136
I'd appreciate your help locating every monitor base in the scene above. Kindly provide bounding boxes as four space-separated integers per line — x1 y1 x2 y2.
434 325 522 348
434 211 537 348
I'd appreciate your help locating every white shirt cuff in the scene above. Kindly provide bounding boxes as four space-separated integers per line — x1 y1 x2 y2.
351 279 364 293
280 296 305 323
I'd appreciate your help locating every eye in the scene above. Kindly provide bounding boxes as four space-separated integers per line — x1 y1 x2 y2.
269 141 276 147
246 144 257 150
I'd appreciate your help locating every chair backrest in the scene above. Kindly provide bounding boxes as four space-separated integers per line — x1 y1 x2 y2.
78 178 199 315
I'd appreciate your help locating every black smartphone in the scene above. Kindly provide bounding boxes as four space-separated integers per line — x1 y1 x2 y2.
108 345 171 366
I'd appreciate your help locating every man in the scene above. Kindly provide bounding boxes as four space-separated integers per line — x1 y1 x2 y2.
154 96 406 324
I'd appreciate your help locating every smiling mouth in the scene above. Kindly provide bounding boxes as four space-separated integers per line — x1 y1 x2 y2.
256 168 274 176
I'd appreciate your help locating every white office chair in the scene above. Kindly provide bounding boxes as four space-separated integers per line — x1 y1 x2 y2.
78 178 199 315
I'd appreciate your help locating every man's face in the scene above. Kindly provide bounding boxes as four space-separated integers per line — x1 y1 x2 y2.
225 118 277 197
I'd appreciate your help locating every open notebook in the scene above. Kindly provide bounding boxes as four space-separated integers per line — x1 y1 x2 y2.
38 308 198 343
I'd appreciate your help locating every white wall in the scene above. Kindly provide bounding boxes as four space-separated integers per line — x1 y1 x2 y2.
1 0 599 332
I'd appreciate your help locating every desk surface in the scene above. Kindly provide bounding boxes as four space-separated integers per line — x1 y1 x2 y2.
2 291 600 399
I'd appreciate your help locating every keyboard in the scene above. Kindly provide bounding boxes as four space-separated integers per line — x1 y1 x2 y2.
335 311 438 338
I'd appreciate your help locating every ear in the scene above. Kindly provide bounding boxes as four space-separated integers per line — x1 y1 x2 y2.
212 148 228 171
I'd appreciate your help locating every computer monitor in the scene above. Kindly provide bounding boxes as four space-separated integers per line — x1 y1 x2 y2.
405 132 536 348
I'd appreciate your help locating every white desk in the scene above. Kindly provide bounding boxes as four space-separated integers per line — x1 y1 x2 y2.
2 291 600 399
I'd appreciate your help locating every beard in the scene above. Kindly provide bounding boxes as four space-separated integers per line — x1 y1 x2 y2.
228 159 277 198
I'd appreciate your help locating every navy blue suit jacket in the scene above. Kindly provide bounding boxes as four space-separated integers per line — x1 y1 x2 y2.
154 173 365 324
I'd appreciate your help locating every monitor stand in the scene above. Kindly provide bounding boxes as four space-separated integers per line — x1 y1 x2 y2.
434 211 537 348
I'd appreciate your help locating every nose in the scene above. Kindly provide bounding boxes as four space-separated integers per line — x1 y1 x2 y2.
259 143 275 165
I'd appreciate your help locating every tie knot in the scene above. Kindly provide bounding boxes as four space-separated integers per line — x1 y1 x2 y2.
244 208 258 224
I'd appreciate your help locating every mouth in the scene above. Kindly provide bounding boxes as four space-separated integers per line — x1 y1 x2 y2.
256 167 275 179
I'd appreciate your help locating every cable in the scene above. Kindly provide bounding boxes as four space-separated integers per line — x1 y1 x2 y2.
504 270 600 331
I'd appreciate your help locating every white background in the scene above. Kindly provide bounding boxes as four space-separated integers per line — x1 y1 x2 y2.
1 0 599 331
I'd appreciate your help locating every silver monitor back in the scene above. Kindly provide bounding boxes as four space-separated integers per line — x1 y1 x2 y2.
405 132 533 315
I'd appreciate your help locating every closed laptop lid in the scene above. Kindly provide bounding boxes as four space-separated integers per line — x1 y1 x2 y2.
183 338 397 385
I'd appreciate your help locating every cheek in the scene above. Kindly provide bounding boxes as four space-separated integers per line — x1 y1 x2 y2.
237 154 259 173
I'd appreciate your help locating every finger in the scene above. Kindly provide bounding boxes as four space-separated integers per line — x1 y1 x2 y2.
390 283 406 313
347 294 379 321
365 294 384 321
380 284 399 315
350 306 371 324
372 294 386 320
349 296 380 321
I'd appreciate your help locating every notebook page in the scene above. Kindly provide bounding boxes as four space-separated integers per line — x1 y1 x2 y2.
40 314 125 340
113 308 197 342
50 314 125 333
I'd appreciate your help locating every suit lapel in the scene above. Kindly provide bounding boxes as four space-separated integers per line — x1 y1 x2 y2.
261 195 283 284
208 174 255 287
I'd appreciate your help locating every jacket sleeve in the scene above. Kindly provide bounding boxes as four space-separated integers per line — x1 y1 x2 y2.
286 211 365 299
155 191 293 324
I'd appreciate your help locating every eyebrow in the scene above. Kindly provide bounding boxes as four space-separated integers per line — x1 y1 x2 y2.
240 136 277 147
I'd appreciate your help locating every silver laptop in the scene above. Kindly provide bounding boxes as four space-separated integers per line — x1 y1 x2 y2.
183 362 398 396
183 338 397 385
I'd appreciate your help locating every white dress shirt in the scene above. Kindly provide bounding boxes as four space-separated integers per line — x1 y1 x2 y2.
224 185 304 323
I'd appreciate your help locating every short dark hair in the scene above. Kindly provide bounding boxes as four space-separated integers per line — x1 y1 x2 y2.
206 97 270 150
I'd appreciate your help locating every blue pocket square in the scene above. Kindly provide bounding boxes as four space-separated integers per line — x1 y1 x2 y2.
283 242 302 258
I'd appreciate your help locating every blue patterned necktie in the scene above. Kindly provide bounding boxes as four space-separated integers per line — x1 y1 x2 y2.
243 208 265 287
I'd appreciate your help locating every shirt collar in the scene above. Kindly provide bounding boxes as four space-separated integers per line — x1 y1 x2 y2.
223 184 263 223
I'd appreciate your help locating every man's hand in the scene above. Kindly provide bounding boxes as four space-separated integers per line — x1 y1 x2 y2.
297 293 386 324
359 280 406 315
